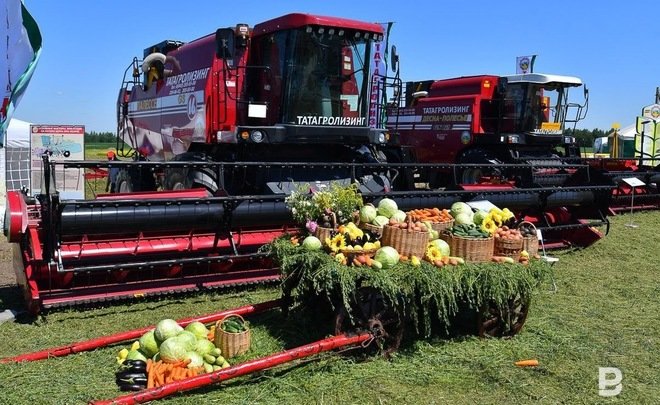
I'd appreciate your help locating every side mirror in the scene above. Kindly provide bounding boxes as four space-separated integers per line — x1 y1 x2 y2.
497 77 508 94
390 45 399 73
215 28 234 59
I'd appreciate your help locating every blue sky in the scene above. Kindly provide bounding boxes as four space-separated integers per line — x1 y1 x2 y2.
15 0 659 133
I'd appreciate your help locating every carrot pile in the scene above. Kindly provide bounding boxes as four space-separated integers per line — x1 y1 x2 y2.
146 359 203 388
407 208 453 223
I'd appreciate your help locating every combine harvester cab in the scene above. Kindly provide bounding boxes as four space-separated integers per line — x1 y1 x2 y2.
386 73 615 247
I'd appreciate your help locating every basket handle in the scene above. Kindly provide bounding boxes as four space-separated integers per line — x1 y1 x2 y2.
517 220 537 231
218 313 246 328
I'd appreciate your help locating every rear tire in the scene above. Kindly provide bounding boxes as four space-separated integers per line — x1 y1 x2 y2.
114 169 134 193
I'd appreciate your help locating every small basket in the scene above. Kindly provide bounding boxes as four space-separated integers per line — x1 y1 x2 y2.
494 237 523 258
215 314 251 359
430 219 454 233
444 232 494 262
314 212 337 244
381 218 429 258
517 221 539 256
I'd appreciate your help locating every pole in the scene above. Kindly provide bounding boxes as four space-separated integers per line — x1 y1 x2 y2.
626 186 638 228
1 299 282 363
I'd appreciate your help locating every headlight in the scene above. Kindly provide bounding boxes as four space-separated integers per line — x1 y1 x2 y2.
378 132 387 143
563 136 575 144
251 130 264 143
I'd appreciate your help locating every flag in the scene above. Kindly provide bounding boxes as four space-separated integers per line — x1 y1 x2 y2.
1 0 42 146
516 55 536 74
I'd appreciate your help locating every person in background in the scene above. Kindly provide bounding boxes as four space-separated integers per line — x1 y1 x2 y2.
106 150 120 193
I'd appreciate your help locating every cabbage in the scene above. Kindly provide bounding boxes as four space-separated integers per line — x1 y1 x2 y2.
374 246 399 269
359 204 377 224
473 210 488 225
126 349 148 362
377 198 398 218
154 319 183 343
428 239 450 257
194 339 216 356
177 330 198 351
454 212 474 225
450 202 472 218
159 337 189 363
184 351 205 369
185 321 210 340
372 215 389 227
392 210 407 223
302 236 322 251
138 330 159 358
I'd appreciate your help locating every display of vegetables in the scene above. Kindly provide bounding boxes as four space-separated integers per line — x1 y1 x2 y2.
113 318 230 391
406 208 453 223
451 223 491 239
220 316 248 333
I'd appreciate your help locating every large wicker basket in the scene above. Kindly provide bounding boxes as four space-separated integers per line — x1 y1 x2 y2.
494 237 523 258
443 232 494 262
381 222 429 258
215 314 251 359
359 222 384 237
430 219 454 233
517 221 539 256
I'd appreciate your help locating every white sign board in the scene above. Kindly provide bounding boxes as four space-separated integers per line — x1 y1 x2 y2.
467 200 499 213
30 124 85 199
621 177 645 188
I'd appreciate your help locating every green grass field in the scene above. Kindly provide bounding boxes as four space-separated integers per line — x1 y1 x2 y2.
0 212 658 404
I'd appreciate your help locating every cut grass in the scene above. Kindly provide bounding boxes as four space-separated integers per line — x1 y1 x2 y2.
0 212 658 404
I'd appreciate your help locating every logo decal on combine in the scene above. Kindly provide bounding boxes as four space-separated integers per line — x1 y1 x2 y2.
651 106 660 119
187 94 197 120
461 131 471 145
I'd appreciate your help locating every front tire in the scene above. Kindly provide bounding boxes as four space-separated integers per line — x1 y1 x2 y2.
456 149 501 185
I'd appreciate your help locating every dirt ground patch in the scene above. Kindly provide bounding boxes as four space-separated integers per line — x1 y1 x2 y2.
0 239 15 287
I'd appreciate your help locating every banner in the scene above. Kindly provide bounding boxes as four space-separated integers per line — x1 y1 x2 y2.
1 0 42 146
516 55 536 74
368 22 393 128
30 125 85 199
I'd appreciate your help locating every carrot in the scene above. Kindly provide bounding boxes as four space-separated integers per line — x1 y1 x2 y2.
147 369 155 389
515 359 539 367
146 359 153 373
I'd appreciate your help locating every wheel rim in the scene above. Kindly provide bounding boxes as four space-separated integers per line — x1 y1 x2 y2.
118 180 131 193
477 295 530 338
334 287 403 356
461 167 484 184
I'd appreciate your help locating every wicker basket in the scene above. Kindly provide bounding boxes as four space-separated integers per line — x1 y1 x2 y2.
215 314 251 359
431 219 454 233
314 212 337 244
444 232 494 262
517 221 539 256
359 222 384 237
381 220 430 258
494 237 524 258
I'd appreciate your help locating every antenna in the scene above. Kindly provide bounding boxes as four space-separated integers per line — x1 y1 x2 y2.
656 87 659 104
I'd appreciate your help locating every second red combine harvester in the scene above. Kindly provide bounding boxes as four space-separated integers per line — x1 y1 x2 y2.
4 13 614 313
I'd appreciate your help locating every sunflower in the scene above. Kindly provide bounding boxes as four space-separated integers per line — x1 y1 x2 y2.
326 234 347 253
481 218 498 235
425 246 443 262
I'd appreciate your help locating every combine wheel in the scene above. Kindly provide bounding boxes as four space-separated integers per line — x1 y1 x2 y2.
456 149 501 185
477 294 530 338
163 168 189 190
334 287 403 356
114 169 134 193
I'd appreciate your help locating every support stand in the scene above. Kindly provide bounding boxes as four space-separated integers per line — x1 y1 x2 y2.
622 177 645 228
537 228 558 293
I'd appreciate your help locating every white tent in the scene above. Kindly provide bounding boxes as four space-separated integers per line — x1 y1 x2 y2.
593 124 636 154
1 118 32 230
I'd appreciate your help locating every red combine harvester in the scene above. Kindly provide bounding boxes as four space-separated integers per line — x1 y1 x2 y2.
3 14 614 313
387 73 614 244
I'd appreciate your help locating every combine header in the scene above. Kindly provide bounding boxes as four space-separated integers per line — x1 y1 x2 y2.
2 13 615 313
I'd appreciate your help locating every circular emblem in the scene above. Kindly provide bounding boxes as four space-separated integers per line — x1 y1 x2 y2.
461 131 471 145
518 57 530 72
187 94 197 120
651 106 660 119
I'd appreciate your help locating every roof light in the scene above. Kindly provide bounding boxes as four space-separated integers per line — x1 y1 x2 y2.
328 29 335 35
251 130 264 143
338 30 344 36
318 27 325 34
306 26 312 33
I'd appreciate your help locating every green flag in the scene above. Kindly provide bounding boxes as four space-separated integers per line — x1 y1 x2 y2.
1 0 42 146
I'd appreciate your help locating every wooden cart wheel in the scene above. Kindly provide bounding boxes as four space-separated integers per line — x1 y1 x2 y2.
334 287 403 356
477 294 530 338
